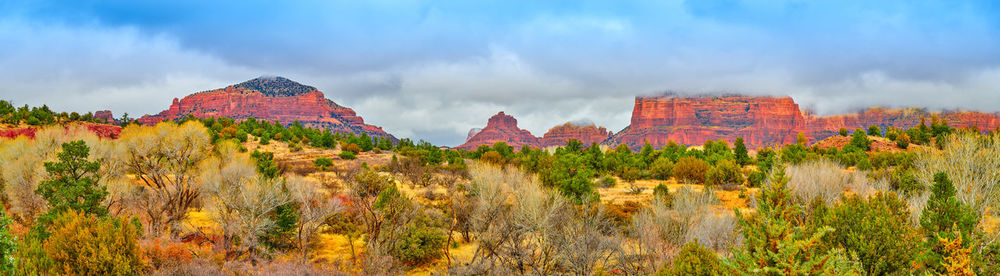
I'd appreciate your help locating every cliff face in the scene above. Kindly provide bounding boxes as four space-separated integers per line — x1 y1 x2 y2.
540 122 612 147
94 110 117 124
137 76 394 139
456 112 539 150
609 95 1000 149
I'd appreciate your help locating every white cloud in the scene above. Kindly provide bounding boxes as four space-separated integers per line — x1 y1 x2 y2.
0 17 254 117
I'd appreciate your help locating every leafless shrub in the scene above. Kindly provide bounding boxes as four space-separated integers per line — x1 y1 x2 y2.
915 133 1000 215
556 208 621 276
118 121 212 236
785 159 848 205
0 137 50 225
622 186 719 273
286 175 344 261
202 142 291 257
457 162 621 275
915 132 1000 244
686 212 741 256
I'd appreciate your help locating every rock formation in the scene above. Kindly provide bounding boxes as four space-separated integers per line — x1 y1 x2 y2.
137 76 394 139
608 94 1000 149
540 122 612 147
458 112 615 150
94 110 117 124
456 112 539 150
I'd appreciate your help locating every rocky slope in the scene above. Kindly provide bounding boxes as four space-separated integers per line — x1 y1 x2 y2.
137 76 394 139
608 94 1000 149
456 112 539 150
540 122 612 147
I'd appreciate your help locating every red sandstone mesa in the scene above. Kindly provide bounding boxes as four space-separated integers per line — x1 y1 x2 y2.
608 94 1000 149
137 76 394 139
540 122 612 148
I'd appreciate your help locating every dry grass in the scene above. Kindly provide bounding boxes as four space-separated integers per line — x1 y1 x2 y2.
785 159 887 206
598 178 749 211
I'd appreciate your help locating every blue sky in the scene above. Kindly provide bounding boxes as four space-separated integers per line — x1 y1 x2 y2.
1 0 999 145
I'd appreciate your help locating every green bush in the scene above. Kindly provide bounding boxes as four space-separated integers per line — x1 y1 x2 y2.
867 125 882 137
746 170 766 188
850 129 871 151
652 184 673 207
658 241 724 276
705 159 744 186
895 134 910 149
0 209 15 274
314 157 333 171
392 213 447 266
839 128 849 136
823 192 921 275
551 154 598 204
649 157 674 180
598 175 617 188
891 168 924 196
674 157 710 184
339 151 357 160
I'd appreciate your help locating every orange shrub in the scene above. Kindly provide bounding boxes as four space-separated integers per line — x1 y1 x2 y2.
45 210 146 275
342 143 361 154
142 238 195 271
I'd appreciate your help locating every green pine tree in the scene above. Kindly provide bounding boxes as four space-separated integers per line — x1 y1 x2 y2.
34 140 108 231
733 137 750 166
918 172 980 274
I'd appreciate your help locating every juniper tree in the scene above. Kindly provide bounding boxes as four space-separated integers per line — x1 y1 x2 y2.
727 166 859 275
34 140 108 231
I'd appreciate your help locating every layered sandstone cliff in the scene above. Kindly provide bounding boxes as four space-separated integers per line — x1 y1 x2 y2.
609 95 1000 149
456 112 539 150
137 76 394 139
540 122 612 147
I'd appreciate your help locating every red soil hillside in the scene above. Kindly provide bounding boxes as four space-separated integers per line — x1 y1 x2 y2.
456 111 539 150
608 94 1000 149
137 76 394 140
0 122 121 140
540 122 612 148
811 135 928 152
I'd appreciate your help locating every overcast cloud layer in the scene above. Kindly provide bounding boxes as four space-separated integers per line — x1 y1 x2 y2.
1 0 998 146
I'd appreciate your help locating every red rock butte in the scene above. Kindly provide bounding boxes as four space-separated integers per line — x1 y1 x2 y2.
137 76 394 140
457 112 613 150
608 94 1000 149
457 111 539 150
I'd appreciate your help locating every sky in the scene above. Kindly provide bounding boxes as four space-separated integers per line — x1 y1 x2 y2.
1 0 999 146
